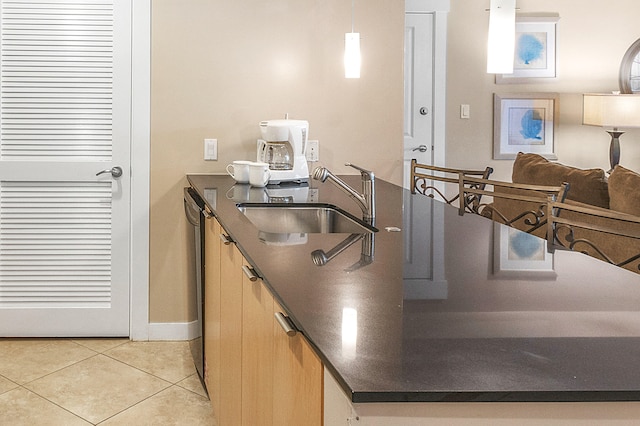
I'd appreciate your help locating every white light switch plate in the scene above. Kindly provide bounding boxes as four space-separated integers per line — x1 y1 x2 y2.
460 104 470 119
204 138 218 160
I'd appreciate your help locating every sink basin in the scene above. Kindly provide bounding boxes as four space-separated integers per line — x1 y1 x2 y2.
237 203 377 234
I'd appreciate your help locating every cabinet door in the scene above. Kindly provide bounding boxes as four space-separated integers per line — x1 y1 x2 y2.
219 236 244 425
273 302 323 426
203 218 221 414
241 264 274 426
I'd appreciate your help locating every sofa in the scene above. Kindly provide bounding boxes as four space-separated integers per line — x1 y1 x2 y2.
491 152 640 274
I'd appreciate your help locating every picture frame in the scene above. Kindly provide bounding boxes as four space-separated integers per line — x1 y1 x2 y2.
493 223 556 278
496 16 559 84
493 92 558 160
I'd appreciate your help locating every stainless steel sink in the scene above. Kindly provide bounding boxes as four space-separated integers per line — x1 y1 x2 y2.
236 203 377 234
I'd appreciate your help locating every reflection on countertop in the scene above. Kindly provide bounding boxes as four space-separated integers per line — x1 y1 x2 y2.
188 174 640 403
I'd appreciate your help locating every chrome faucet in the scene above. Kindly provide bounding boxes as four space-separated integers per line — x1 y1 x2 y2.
312 163 375 223
311 232 375 270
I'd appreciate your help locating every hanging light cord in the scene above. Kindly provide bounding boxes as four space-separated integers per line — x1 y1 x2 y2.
351 0 354 33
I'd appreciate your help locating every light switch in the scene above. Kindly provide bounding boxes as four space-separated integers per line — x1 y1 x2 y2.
204 138 218 160
460 104 470 119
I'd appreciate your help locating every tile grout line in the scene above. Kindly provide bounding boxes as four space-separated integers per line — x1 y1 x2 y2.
0 339 101 387
0 373 20 398
93 383 182 425
174 374 210 398
22 352 174 425
20 352 102 388
15 382 96 425
99 342 198 385
68 338 130 354
17 350 104 424
99 350 190 384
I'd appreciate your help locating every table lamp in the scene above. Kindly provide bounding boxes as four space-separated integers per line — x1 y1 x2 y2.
583 93 640 173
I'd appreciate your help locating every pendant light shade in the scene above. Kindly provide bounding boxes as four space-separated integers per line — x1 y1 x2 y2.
487 0 516 74
344 32 361 79
344 0 360 79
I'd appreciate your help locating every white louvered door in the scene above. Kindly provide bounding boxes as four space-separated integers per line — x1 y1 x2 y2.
0 0 131 336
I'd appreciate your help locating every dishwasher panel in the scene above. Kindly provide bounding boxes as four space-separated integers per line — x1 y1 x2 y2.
183 187 208 396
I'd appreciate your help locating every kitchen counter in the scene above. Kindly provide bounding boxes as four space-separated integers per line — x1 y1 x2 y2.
187 174 640 403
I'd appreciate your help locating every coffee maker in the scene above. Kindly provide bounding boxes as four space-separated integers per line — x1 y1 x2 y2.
257 119 309 184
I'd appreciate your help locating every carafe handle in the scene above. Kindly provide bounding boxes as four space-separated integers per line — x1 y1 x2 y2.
257 139 266 162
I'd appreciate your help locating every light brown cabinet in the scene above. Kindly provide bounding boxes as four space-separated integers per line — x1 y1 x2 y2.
273 301 323 426
241 262 274 426
203 216 323 426
219 228 243 425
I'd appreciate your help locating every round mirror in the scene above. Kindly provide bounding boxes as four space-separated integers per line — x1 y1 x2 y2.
619 38 640 93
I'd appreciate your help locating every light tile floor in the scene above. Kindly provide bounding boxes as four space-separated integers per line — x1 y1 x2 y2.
0 338 217 425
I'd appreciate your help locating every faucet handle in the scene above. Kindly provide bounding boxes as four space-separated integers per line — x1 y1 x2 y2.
345 163 374 180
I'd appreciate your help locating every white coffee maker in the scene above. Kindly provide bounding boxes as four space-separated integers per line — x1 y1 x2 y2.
257 119 309 184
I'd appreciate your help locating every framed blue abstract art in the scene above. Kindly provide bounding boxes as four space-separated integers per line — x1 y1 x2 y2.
492 223 555 278
496 16 560 84
493 93 558 160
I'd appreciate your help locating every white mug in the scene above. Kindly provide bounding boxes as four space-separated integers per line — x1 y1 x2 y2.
248 187 268 203
249 162 271 187
225 184 250 202
226 160 251 183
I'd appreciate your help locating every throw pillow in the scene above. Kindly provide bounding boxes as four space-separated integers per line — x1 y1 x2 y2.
512 152 610 209
609 165 640 216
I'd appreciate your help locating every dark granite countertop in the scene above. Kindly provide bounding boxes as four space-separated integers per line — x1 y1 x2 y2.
187 174 640 403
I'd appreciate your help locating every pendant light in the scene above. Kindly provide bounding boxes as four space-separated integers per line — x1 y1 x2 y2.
486 0 516 74
344 0 360 78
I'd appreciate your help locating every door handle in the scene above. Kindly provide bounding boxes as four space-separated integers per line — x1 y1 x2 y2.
412 145 428 153
419 107 428 115
96 166 123 178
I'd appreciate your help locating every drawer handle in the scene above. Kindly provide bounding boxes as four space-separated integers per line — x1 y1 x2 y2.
241 265 259 281
219 233 233 245
275 312 297 336
203 205 213 218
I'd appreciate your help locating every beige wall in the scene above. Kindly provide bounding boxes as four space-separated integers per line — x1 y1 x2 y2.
447 0 640 182
150 0 640 322
150 0 404 322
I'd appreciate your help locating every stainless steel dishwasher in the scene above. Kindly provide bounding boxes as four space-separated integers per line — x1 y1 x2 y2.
183 187 209 396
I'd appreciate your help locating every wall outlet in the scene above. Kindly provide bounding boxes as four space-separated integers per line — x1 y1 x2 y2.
307 188 319 203
306 139 319 162
204 138 218 160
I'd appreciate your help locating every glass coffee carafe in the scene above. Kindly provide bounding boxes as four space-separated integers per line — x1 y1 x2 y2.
263 141 293 170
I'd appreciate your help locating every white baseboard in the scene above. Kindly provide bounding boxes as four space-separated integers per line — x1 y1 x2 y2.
147 320 199 341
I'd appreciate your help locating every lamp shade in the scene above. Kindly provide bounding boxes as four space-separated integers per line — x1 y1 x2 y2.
344 32 361 78
486 0 516 74
583 93 640 128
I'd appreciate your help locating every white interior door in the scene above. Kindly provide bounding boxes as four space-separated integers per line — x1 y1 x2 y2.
403 4 449 300
0 0 131 336
403 189 448 300
403 12 434 189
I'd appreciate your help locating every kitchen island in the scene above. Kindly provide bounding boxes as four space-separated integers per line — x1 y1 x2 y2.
188 174 640 421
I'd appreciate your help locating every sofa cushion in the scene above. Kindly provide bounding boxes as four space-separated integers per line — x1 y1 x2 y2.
609 165 640 216
512 152 609 209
